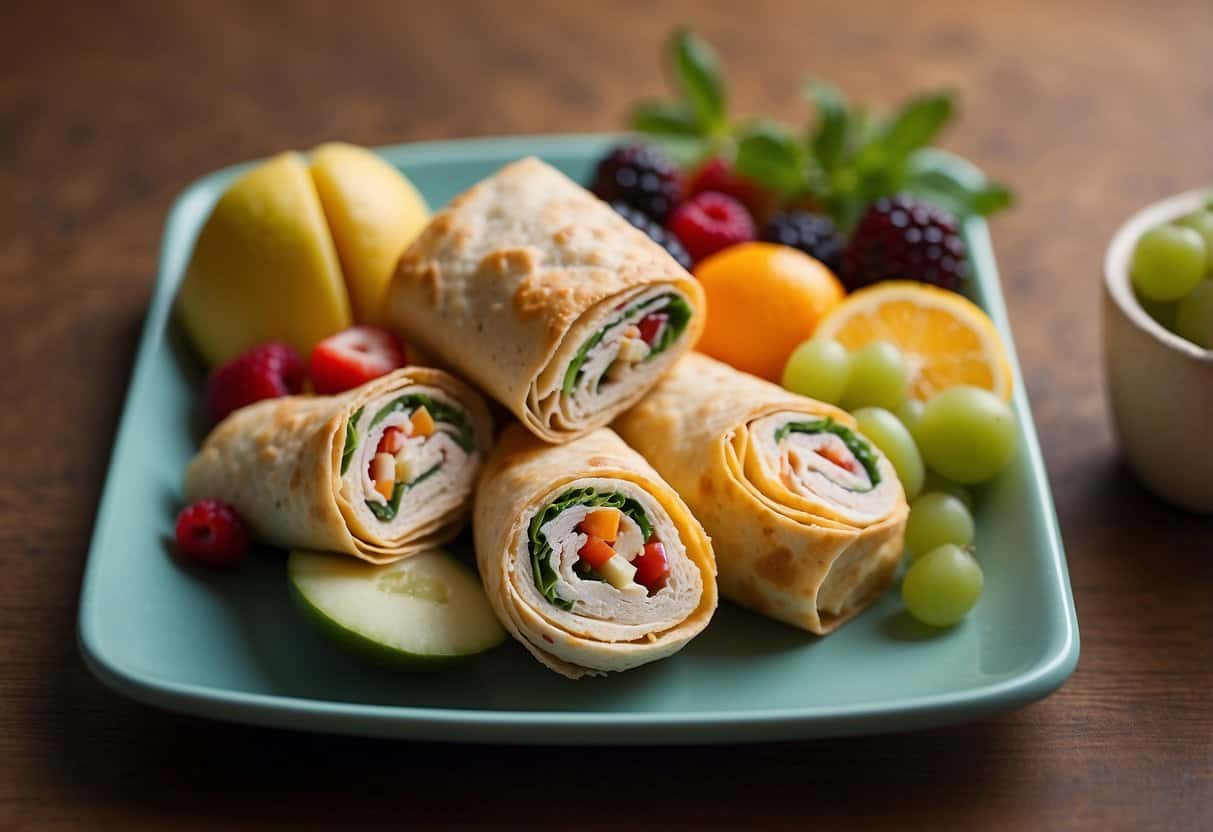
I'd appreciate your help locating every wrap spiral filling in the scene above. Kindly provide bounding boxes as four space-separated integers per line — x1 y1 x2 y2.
340 385 478 536
750 411 903 524
529 286 693 431
514 478 703 641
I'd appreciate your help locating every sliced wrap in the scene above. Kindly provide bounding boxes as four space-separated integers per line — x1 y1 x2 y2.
387 157 705 444
614 353 908 634
474 424 717 678
184 367 492 563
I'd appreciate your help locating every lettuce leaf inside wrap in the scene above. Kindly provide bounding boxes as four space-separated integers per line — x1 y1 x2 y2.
528 487 653 610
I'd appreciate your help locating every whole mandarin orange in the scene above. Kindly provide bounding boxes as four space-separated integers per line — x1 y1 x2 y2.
693 242 845 381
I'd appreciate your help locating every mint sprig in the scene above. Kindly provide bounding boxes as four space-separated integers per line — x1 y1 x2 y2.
630 30 1013 229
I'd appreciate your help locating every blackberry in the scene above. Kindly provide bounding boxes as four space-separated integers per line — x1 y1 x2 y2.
761 211 844 273
590 143 683 223
611 201 693 270
842 196 968 291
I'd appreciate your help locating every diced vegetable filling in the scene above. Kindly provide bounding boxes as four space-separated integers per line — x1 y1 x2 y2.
528 489 670 610
775 417 881 493
340 394 475 522
562 294 693 395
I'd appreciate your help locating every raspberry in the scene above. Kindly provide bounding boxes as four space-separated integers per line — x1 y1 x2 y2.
665 191 756 263
761 211 845 273
590 143 683 223
309 326 407 395
842 196 968 291
207 343 305 425
610 201 693 270
174 499 249 567
685 157 772 221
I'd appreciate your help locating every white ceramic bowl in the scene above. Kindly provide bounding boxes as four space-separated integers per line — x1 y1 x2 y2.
1104 189 1213 514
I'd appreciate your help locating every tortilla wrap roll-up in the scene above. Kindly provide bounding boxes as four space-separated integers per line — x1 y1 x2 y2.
184 367 492 564
613 353 908 635
474 424 717 679
387 157 705 444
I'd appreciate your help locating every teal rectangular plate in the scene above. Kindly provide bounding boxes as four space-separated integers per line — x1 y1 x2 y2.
79 134 1078 744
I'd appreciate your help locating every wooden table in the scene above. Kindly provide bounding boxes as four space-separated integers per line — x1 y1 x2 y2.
4 1 1211 828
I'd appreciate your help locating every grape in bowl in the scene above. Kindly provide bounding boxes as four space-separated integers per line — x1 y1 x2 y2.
1104 188 1213 514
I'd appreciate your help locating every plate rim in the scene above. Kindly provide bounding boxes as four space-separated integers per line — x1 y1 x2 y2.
78 133 1080 744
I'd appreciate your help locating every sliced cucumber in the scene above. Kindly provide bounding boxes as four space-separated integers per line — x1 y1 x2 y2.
288 548 505 669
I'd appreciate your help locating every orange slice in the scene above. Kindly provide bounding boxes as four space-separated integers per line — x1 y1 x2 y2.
813 281 1014 401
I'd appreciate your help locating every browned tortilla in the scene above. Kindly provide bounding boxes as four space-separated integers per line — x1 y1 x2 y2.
183 367 492 563
614 353 908 634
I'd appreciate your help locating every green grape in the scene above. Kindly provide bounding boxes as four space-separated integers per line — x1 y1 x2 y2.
1131 224 1206 302
894 399 924 437
840 340 909 411
782 338 851 404
1176 211 1213 275
1136 293 1178 331
916 386 1016 484
906 492 975 559
923 470 974 508
851 407 925 499
1174 280 1213 349
901 543 984 627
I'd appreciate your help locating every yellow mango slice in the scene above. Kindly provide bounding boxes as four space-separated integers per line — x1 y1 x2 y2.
178 152 352 367
309 142 430 324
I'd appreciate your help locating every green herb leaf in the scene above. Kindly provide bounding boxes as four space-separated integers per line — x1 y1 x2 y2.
903 162 1014 218
878 92 955 162
630 100 703 137
734 121 806 195
527 488 654 609
805 81 849 173
340 406 364 475
671 29 726 131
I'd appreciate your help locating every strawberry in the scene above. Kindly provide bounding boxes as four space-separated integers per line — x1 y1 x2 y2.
174 500 249 567
309 326 407 395
207 343 306 425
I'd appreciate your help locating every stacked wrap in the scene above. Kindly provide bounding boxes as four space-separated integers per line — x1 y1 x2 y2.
474 424 717 678
184 367 492 563
614 353 908 634
387 157 705 443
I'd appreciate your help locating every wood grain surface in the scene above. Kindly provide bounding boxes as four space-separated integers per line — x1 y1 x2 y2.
3 1 1212 829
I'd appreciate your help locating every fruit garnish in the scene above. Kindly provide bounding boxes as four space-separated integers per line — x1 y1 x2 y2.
694 242 844 381
309 142 431 325
174 499 250 567
812 281 1013 401
178 153 352 368
1175 211 1213 274
590 143 683 223
633 539 670 594
906 492 975 559
629 29 1011 230
610 201 692 270
901 543 983 628
915 386 1016 484
666 191 755 262
840 340 910 412
207 342 306 424
685 157 773 221
308 325 407 395
781 338 851 405
851 406 924 499
841 196 968 291
1131 224 1206 303
761 211 844 273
